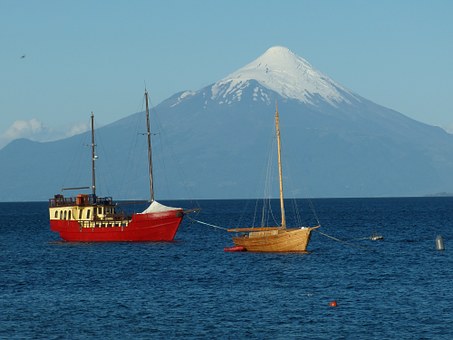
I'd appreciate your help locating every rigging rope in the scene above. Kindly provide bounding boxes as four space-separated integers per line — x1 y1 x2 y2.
308 199 321 226
313 230 376 252
186 216 229 231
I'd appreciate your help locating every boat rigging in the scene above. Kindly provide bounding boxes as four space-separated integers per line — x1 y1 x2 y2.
226 104 319 252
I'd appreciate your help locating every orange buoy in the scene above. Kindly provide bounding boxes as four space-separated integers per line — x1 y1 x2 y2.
329 300 338 307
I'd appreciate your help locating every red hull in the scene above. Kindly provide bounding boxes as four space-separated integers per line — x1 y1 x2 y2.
50 210 183 242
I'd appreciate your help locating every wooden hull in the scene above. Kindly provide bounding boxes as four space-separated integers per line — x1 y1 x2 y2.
232 227 317 252
50 210 183 242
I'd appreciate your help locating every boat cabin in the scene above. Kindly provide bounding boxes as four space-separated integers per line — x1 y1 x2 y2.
48 194 126 227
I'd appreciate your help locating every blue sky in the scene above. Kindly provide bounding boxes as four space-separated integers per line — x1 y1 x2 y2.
1 0 452 148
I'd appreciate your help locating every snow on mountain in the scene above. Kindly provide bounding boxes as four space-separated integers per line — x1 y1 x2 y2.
211 46 356 106
170 90 196 108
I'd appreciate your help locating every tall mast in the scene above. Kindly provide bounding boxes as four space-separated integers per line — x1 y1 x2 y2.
275 103 286 228
145 90 155 202
90 112 97 200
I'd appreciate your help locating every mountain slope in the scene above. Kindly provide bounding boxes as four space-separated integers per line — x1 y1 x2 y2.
1 46 453 201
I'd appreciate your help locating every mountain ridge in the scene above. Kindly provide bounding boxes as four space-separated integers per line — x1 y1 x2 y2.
1 46 453 201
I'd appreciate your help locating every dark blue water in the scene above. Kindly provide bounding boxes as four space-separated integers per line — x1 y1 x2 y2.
1 198 452 339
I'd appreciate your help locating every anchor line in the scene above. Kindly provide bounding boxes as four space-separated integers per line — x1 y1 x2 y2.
186 216 230 231
313 230 377 252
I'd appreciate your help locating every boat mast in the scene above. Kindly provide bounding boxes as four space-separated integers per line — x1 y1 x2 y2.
275 103 286 228
145 90 155 202
90 112 97 200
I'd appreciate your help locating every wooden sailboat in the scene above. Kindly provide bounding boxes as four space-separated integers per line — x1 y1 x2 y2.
227 105 319 252
49 90 195 242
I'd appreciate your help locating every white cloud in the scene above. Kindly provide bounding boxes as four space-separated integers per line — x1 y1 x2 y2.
65 122 89 137
0 119 90 149
3 119 45 140
444 123 453 134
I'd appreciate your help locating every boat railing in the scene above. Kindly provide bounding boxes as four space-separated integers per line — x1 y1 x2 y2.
49 194 114 207
94 196 114 206
79 218 131 229
49 196 76 207
94 211 132 221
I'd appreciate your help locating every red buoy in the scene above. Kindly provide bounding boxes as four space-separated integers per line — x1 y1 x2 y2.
329 300 338 307
224 246 246 252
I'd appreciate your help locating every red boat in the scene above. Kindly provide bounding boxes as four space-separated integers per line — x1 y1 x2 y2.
49 90 194 242
49 195 186 242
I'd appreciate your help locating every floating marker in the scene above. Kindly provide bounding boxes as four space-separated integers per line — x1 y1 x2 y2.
436 235 445 251
224 246 246 252
329 300 338 307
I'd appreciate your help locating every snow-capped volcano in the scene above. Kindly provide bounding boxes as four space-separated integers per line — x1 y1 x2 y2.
3 46 453 201
211 46 354 106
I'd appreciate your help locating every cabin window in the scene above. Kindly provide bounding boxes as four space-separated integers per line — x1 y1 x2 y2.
86 209 91 219
64 211 67 220
54 211 58 218
79 210 82 219
98 207 103 215
60 211 63 219
68 211 72 220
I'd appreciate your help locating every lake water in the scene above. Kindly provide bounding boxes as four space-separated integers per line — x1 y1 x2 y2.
1 198 452 339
